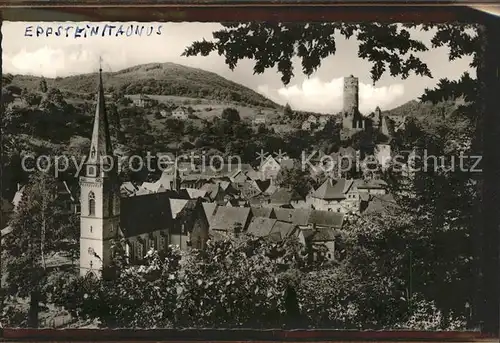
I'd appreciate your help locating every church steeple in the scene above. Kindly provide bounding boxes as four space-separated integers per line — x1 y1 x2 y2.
85 66 114 177
172 154 181 192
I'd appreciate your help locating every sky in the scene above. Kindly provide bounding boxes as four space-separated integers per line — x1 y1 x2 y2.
2 21 475 114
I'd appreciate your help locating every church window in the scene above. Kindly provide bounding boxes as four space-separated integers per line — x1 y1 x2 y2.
91 146 96 159
89 192 96 216
90 226 93 233
89 260 93 269
110 224 114 233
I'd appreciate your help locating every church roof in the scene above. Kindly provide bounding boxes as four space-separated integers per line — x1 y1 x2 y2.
120 192 174 237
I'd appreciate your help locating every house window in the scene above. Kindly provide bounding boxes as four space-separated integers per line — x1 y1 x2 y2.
158 236 165 251
88 192 96 216
149 236 157 250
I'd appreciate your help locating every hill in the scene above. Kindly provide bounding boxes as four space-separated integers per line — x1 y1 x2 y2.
383 98 466 119
6 62 279 109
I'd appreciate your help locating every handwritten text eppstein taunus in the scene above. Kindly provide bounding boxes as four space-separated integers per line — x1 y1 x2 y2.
24 24 163 38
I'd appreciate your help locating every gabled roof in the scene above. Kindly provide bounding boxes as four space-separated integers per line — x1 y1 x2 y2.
247 217 277 237
209 206 252 232
310 227 338 242
250 207 275 218
185 188 208 199
312 178 351 200
120 192 174 237
362 194 397 214
270 221 297 239
274 208 312 226
202 202 218 223
309 210 344 228
169 199 190 219
270 188 304 205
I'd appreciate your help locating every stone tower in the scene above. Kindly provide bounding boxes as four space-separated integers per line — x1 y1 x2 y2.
343 75 359 115
79 68 121 278
373 106 382 129
342 75 364 131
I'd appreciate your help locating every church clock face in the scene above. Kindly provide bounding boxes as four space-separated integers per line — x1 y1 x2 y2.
88 247 94 255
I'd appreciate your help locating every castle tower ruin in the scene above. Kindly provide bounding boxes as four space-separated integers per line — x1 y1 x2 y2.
342 75 364 131
343 75 359 115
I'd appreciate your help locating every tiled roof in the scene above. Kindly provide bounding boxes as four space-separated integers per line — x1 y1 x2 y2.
270 188 304 205
209 206 252 232
185 188 208 199
363 194 397 214
309 210 344 228
311 227 338 242
202 202 218 223
120 192 174 237
248 192 271 206
170 199 190 219
274 208 312 226
250 207 275 218
270 221 297 239
312 178 349 200
247 217 277 237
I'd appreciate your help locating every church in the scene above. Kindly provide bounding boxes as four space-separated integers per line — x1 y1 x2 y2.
79 69 209 278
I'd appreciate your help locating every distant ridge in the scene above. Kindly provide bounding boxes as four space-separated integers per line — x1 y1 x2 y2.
6 62 280 109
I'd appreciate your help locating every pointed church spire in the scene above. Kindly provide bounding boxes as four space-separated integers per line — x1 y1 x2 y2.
173 152 181 192
86 65 114 176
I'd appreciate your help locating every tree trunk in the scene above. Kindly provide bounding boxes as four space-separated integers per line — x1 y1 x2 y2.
28 290 40 328
476 18 500 335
